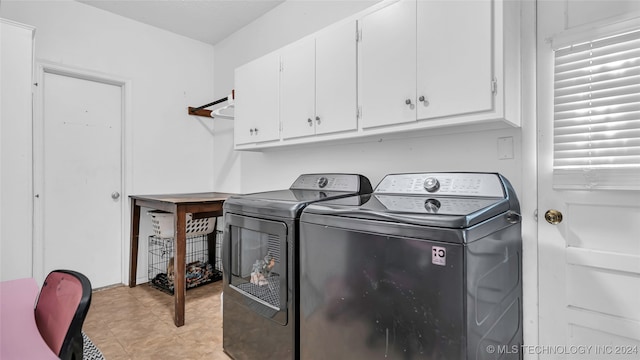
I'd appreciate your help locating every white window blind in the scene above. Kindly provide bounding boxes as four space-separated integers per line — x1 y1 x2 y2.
553 29 640 189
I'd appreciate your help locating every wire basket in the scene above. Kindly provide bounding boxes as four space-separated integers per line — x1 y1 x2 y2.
147 231 223 294
148 211 215 238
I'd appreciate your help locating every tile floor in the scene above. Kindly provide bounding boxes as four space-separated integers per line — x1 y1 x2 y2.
83 281 231 360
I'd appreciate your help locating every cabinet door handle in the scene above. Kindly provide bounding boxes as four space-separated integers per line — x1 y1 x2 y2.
405 99 412 105
419 95 429 106
308 118 313 126
250 129 254 135
254 128 259 135
315 116 321 125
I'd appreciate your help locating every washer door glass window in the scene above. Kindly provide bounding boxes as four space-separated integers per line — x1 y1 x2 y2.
227 214 288 315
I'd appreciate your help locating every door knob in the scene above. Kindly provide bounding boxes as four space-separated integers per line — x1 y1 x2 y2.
111 191 120 200
544 209 563 225
307 118 313 126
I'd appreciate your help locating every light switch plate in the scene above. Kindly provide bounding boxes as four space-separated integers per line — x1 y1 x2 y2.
497 136 514 160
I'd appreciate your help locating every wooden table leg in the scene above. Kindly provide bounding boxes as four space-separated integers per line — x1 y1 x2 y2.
129 200 141 287
207 217 218 267
174 206 187 327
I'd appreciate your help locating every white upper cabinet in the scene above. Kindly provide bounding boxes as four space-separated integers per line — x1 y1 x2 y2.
315 21 358 136
234 0 520 150
416 0 493 120
359 0 417 129
281 20 358 140
360 0 495 129
280 38 316 139
234 51 280 145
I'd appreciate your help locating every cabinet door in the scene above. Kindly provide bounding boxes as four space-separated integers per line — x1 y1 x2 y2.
234 51 280 145
281 38 315 140
316 20 358 135
360 0 417 129
417 0 493 120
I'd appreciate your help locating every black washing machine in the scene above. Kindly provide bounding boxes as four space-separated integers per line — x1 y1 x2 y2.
299 172 522 360
221 174 373 360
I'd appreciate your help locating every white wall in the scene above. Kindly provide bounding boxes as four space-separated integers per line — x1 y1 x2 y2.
1 0 216 283
212 0 523 195
2 0 216 194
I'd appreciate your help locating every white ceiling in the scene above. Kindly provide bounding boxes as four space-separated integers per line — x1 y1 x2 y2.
77 0 286 45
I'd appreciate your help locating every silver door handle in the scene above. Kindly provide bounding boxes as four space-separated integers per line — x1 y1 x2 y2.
111 191 120 200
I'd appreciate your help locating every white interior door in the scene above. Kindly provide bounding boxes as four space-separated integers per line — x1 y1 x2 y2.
39 70 122 289
537 2 640 357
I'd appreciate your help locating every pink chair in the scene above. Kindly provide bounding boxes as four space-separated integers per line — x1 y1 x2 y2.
35 270 92 360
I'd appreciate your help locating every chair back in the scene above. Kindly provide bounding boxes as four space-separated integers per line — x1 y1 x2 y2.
35 270 92 360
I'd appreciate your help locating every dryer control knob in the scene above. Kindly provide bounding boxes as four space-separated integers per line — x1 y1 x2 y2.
424 199 441 213
317 177 328 188
423 177 440 193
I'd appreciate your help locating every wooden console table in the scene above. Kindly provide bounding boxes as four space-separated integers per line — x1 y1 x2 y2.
128 192 234 327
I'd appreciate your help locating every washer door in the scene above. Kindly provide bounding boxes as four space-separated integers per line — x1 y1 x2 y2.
223 213 288 325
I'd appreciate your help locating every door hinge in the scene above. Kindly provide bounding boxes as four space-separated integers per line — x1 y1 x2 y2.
491 77 497 95
279 122 283 132
356 27 362 42
280 61 284 72
357 105 362 119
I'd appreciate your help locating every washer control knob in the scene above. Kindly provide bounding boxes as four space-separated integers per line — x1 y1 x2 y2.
424 199 441 213
317 177 328 189
423 177 440 193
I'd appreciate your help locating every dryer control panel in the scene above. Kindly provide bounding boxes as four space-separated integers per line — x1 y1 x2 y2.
375 173 505 198
290 174 363 192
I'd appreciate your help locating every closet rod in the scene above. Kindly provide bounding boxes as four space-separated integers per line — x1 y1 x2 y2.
188 90 234 118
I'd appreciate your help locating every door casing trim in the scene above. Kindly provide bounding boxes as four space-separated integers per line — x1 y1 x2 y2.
32 60 133 286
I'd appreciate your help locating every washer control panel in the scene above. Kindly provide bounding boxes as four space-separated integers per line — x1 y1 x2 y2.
291 174 361 191
375 173 505 198
375 195 501 214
